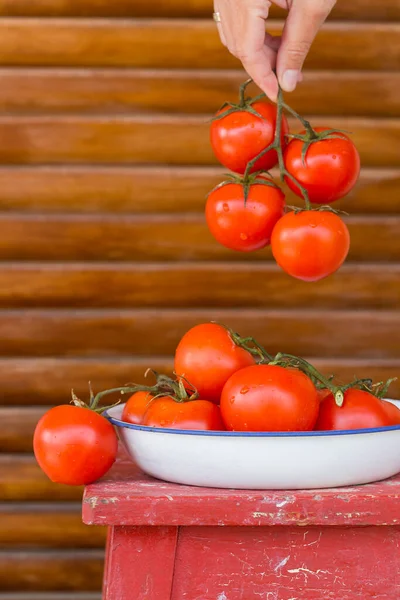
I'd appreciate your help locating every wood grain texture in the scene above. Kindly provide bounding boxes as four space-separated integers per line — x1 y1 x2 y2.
1 0 398 20
0 214 399 263
1 357 400 406
0 21 398 71
0 504 106 547
0 309 399 358
0 116 397 167
0 407 43 451
0 550 103 591
0 166 397 214
0 264 398 309
0 455 83 501
0 69 398 118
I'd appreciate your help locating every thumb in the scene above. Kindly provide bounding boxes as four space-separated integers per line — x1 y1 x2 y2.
276 0 335 92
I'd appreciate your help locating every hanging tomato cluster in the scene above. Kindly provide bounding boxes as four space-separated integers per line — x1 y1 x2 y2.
207 80 360 282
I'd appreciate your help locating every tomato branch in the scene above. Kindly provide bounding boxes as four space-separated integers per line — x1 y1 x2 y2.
242 87 312 210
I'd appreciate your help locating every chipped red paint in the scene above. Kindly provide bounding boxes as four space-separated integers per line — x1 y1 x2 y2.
83 452 400 599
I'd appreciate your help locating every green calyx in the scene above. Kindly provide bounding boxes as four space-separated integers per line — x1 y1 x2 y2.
206 170 281 205
287 128 351 167
211 78 267 122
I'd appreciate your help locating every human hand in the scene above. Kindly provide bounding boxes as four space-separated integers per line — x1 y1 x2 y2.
213 0 336 101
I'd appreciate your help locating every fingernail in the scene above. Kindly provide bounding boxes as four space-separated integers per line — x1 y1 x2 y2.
281 69 299 92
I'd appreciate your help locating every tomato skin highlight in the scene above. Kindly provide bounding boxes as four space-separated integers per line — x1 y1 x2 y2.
122 391 155 425
315 389 392 431
271 210 350 282
206 180 285 252
174 323 256 404
284 128 360 204
210 101 289 174
33 405 118 486
220 364 319 432
143 397 225 431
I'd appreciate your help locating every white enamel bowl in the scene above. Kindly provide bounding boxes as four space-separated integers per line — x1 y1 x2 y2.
105 400 400 490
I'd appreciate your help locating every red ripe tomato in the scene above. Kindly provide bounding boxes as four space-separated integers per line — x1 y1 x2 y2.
206 179 285 252
317 388 331 403
143 397 225 431
315 388 392 431
220 364 319 432
174 323 256 404
210 101 289 174
271 210 350 281
380 399 400 425
33 405 118 486
284 128 360 204
122 391 155 425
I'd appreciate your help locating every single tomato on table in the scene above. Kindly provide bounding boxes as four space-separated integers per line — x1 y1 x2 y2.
220 364 319 432
143 397 225 431
284 128 360 204
33 404 118 486
210 100 289 174
271 209 350 281
206 178 285 252
315 388 393 431
174 323 256 404
122 390 155 425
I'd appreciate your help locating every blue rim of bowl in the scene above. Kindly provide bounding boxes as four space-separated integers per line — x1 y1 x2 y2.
104 409 400 438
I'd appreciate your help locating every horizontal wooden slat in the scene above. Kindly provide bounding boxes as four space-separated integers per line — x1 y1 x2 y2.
0 264 398 310
0 503 106 547
0 116 398 167
0 69 398 118
0 309 398 358
0 167 397 215
0 550 103 591
1 0 398 20
0 21 398 71
0 214 399 263
1 357 400 406
0 455 83 501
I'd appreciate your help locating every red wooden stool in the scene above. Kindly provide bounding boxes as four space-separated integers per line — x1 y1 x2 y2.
83 453 400 599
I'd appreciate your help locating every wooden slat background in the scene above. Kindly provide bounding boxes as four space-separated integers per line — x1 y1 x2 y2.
0 0 399 595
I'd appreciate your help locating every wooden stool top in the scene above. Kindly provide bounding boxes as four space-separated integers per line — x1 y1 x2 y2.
82 451 400 528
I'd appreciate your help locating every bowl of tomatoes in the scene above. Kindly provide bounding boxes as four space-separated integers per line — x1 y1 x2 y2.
106 400 400 490
101 321 400 490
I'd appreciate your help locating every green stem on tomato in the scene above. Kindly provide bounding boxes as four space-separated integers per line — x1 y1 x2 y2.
242 86 312 211
239 78 253 107
281 101 317 140
269 352 345 406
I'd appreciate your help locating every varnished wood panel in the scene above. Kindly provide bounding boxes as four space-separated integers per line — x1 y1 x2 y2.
1 0 398 20
0 265 398 310
0 455 83 501
0 550 103 591
0 167 397 214
0 21 398 71
0 504 106 547
2 357 400 406
0 214 398 263
0 69 398 118
0 116 398 167
0 407 44 451
0 309 398 358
